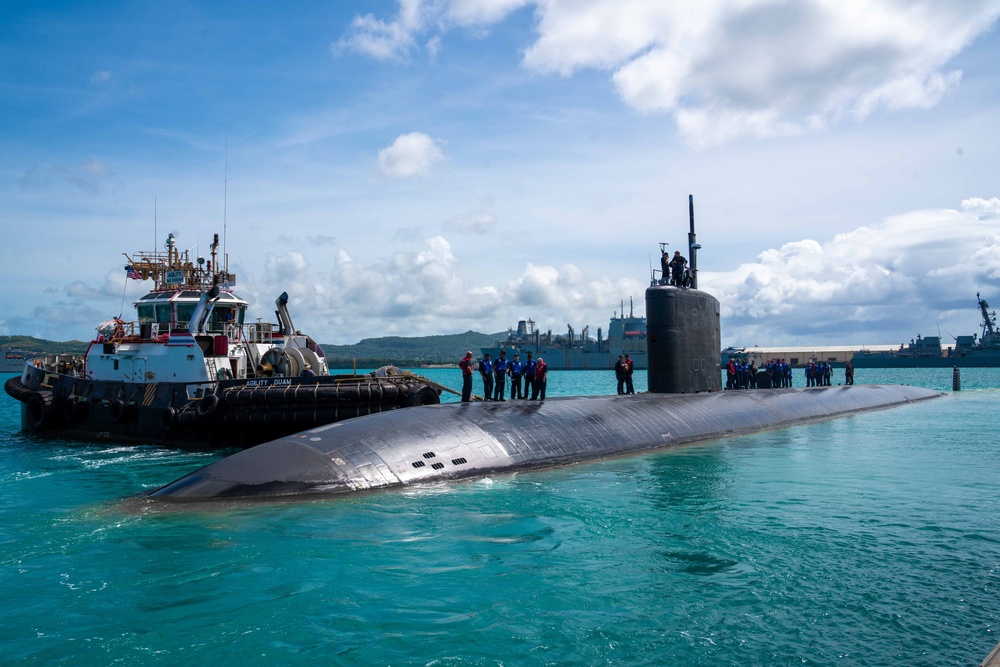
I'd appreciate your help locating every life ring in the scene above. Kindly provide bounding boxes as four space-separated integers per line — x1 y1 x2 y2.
217 367 233 381
26 391 56 431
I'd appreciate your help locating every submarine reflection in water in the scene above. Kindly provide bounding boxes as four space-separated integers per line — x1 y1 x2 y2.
151 384 941 500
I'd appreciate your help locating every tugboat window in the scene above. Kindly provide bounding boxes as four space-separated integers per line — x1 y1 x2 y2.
176 304 195 330
136 305 155 324
209 306 242 332
155 304 172 325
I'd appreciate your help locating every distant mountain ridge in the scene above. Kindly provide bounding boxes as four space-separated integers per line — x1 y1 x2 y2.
0 335 88 355
1 332 499 368
320 330 500 367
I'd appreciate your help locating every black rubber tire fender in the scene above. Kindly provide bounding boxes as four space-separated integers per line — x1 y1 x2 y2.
26 391 55 431
161 406 178 431
4 376 34 403
404 385 440 407
109 399 136 424
197 393 220 419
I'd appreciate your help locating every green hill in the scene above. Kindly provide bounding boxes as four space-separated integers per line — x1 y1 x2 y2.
1 331 499 368
320 330 500 367
0 335 88 356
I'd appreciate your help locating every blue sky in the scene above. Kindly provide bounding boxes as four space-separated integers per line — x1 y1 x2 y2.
2 1 1000 347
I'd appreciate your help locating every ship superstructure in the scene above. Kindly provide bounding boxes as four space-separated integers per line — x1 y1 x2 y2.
481 300 647 370
851 292 1000 368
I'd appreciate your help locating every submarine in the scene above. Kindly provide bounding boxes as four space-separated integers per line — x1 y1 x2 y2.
151 197 943 501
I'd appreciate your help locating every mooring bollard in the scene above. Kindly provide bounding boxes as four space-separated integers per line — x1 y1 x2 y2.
953 366 961 391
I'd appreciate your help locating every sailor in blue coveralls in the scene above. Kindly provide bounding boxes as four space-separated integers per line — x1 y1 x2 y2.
509 354 524 399
479 353 494 401
523 353 537 400
493 350 508 401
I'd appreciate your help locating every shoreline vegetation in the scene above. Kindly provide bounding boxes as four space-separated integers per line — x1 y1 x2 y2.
1 331 500 369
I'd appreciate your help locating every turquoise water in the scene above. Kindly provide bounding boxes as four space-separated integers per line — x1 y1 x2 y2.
2 367 999 665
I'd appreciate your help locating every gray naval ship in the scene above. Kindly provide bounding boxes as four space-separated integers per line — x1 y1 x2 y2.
480 301 647 371
852 292 1000 368
150 195 942 502
1 349 28 373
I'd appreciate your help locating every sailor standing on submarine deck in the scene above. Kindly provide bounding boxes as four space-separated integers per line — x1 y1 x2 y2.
532 357 548 400
624 354 635 394
614 355 626 394
479 353 494 401
493 350 508 401
459 351 474 402
523 353 537 400
509 353 524 399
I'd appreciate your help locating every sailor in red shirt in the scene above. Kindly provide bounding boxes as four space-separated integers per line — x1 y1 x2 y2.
459 351 474 402
532 357 548 400
624 354 635 394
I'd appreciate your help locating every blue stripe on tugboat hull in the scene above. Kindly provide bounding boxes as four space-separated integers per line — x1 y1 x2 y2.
151 384 942 500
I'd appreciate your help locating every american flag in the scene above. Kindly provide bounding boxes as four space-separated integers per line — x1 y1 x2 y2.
125 265 142 280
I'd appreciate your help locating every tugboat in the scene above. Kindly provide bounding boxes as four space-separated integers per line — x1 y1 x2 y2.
4 232 442 448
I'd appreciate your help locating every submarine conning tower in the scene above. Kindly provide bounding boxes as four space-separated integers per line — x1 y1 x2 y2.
645 195 722 394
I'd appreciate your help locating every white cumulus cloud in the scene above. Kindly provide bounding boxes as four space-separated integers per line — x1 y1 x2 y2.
704 202 1000 345
962 197 1000 219
378 132 445 178
334 0 424 61
340 1 1000 147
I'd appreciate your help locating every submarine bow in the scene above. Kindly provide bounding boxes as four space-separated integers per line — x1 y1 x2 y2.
152 384 941 500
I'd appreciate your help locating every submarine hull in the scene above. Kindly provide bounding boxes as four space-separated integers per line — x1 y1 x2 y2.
152 384 942 500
